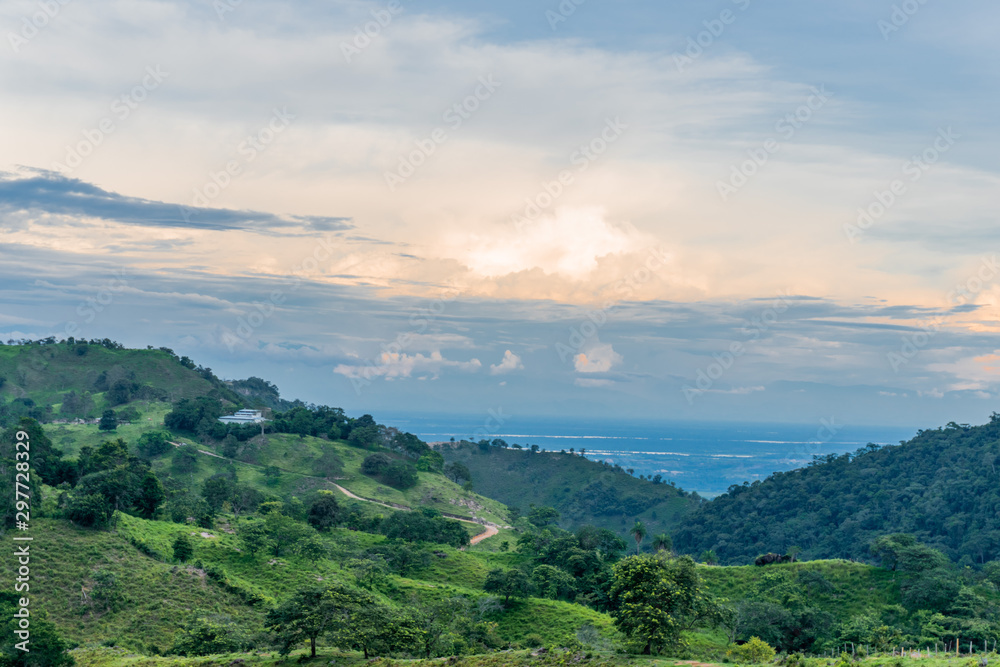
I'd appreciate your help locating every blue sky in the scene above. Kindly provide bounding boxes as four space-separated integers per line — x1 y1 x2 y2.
1 0 998 428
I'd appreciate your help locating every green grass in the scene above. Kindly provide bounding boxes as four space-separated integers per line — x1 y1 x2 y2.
17 518 263 653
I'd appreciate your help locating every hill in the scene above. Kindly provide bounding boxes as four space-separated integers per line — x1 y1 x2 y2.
674 416 1000 565
0 340 242 425
437 441 699 538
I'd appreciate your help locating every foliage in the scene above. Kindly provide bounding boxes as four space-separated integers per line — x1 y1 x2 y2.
379 509 470 548
170 614 253 656
484 568 533 605
98 409 118 431
172 533 194 562
675 415 1000 565
727 636 777 663
608 554 712 655
306 491 342 531
0 591 74 667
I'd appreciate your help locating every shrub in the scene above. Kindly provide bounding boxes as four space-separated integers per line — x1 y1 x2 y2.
361 453 393 476
173 534 194 562
727 637 776 664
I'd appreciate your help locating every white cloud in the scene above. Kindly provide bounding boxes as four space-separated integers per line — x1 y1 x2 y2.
490 350 524 375
575 378 615 388
573 342 622 373
333 351 481 381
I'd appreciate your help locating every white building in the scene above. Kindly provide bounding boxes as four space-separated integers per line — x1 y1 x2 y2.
218 409 266 425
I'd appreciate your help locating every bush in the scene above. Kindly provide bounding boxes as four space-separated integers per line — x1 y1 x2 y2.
361 453 393 476
173 534 194 562
727 637 777 664
383 461 418 489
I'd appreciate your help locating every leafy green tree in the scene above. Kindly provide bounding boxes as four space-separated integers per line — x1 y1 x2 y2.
527 504 560 527
306 491 341 532
230 484 264 517
629 520 648 552
135 470 166 519
0 591 73 666
98 409 118 431
171 615 252 656
67 492 113 528
444 461 471 484
173 533 194 562
137 431 172 459
202 475 236 513
264 512 316 556
701 549 719 565
361 453 392 476
483 568 533 605
531 564 577 600
382 461 418 489
236 517 273 557
347 424 380 449
266 584 366 658
608 554 703 654
379 511 469 548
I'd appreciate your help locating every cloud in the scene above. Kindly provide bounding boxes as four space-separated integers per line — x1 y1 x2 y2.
490 350 524 375
575 378 615 388
0 169 352 234
333 350 482 381
573 342 622 373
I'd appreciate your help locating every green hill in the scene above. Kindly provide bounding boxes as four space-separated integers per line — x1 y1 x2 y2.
437 441 699 538
674 416 1000 566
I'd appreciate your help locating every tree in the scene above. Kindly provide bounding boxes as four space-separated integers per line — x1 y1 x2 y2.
135 470 166 518
653 533 673 553
266 584 384 658
202 475 236 513
171 615 251 656
0 591 73 666
483 568 532 605
527 504 560 527
307 491 341 531
137 431 172 459
382 461 418 490
444 461 471 484
264 512 316 556
629 520 648 552
701 550 719 565
236 517 273 557
531 564 577 600
173 533 194 562
608 555 704 655
98 409 118 431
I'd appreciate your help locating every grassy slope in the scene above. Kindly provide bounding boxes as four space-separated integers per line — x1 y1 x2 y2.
439 443 697 538
0 345 220 408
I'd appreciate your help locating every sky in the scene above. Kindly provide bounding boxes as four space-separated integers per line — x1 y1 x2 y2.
1 0 999 429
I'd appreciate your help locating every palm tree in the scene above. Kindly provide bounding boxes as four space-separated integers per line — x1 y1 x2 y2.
652 533 672 553
700 549 718 565
629 520 647 553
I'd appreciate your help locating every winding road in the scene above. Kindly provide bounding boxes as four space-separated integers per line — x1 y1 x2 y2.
169 443 503 545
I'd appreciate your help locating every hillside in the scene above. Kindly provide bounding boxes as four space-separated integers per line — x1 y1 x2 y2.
674 416 1000 565
437 441 699 538
0 340 241 425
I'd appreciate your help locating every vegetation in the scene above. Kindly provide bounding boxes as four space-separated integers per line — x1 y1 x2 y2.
4 341 1000 666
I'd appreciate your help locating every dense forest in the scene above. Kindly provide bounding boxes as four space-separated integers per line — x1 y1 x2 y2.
674 417 1000 566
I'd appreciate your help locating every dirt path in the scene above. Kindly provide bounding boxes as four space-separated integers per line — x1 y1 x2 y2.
171 443 503 544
